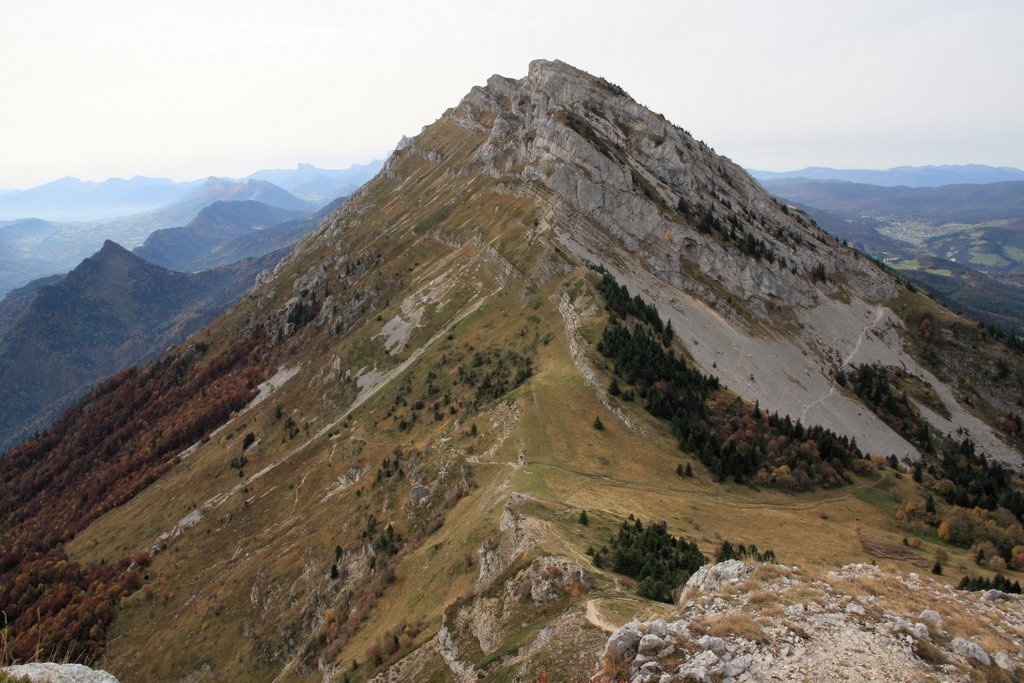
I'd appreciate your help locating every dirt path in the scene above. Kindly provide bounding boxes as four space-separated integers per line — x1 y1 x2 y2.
799 385 836 424
585 599 617 633
799 305 884 425
841 306 887 369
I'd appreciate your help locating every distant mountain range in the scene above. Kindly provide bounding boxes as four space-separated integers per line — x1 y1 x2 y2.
0 192 345 448
765 178 1024 335
749 164 1024 187
0 240 286 452
248 161 383 202
134 197 344 273
133 200 307 272
132 178 315 228
760 178 1024 224
0 176 199 222
0 161 382 222
0 178 313 295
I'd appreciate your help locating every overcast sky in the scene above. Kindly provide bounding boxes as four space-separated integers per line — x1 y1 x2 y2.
1 0 1022 188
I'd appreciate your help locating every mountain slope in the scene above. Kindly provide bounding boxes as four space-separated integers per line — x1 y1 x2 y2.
0 241 285 452
133 200 308 272
1 60 1022 682
0 273 65 339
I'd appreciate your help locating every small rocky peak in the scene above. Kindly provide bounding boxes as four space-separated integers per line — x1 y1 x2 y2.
98 239 130 256
526 58 588 84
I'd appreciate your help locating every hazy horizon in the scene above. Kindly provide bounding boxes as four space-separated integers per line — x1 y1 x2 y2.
8 161 1024 194
3 1 1022 189
0 159 387 191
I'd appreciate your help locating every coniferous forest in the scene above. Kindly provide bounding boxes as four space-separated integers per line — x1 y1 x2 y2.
590 518 706 603
594 271 868 489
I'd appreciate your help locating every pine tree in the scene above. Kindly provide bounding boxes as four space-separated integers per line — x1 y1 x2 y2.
578 510 589 526
593 416 605 430
716 540 736 562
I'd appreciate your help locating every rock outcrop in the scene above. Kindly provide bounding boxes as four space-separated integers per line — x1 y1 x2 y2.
595 561 1024 682
2 663 119 683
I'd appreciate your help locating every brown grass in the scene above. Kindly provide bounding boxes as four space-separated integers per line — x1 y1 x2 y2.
912 637 947 665
706 612 766 643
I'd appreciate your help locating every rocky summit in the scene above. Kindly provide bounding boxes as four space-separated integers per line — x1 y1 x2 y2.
597 560 1022 682
1 60 1022 682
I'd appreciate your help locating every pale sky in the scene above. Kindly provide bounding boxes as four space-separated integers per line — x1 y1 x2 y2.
1 0 1022 188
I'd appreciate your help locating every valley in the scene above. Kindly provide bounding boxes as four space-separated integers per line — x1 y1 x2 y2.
763 179 1024 336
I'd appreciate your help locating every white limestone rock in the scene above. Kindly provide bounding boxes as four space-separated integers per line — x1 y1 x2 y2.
2 663 119 683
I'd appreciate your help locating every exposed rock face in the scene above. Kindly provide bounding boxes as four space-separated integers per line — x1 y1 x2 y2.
363 58 1017 465
456 59 876 311
595 561 1024 682
2 663 119 683
429 555 593 681
680 559 753 602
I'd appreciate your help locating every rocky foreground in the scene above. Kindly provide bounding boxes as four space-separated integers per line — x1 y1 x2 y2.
5 561 1023 682
595 560 1023 682
1 663 118 683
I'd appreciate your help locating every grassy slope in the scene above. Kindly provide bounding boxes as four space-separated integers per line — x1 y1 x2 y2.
58 95 1024 682
69 270 1016 680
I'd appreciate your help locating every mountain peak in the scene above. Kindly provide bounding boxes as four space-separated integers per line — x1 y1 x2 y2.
526 57 577 77
4 60 1023 682
98 239 130 256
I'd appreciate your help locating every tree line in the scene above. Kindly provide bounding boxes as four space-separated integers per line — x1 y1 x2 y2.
594 270 867 489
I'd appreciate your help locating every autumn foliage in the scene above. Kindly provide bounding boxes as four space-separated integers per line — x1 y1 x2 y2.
0 337 262 663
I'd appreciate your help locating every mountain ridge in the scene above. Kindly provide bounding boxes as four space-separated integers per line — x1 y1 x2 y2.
133 200 308 272
1 59 1021 681
0 162 382 222
0 239 285 452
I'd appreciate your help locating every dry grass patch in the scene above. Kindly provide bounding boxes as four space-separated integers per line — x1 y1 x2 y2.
782 585 826 605
965 625 1024 663
719 576 759 599
706 611 767 643
912 637 947 665
752 564 795 583
744 590 779 606
743 589 787 619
